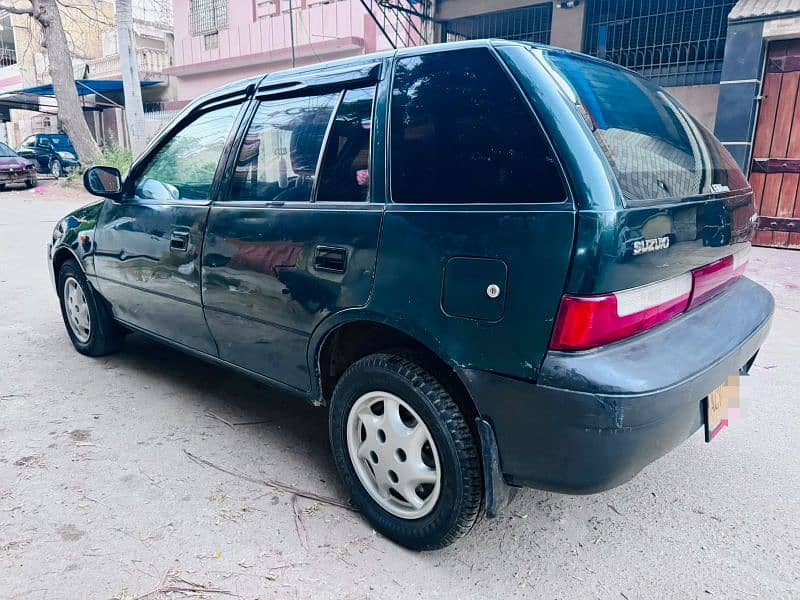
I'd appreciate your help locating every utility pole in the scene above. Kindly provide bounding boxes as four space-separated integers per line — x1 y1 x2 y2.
116 0 147 157
288 0 296 67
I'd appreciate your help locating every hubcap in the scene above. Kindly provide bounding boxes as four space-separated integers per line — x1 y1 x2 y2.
346 391 441 519
51 161 61 177
63 277 91 343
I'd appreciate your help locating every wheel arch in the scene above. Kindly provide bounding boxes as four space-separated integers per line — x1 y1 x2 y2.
52 246 82 289
310 313 480 426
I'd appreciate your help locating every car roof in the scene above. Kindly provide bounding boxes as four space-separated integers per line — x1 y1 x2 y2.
198 39 538 103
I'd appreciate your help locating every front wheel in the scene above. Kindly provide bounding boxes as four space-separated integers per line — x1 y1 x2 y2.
329 353 483 550
50 158 62 178
57 259 123 356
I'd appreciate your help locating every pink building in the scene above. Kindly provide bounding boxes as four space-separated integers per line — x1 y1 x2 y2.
165 0 425 101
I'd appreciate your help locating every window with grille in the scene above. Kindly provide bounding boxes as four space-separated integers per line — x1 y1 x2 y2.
0 14 17 68
190 0 228 37
443 3 552 44
582 0 737 86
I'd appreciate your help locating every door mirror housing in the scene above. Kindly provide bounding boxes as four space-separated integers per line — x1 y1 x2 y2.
84 166 122 198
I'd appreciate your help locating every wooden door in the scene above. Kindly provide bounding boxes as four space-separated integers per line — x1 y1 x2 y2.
751 39 800 248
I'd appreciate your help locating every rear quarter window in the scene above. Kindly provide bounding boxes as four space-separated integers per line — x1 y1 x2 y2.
541 49 748 203
390 48 566 204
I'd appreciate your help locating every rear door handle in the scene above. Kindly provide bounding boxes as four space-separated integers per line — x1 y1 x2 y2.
314 245 348 273
169 229 190 252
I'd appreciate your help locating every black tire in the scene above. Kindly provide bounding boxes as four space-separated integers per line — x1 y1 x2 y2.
50 158 63 178
0 183 5 191
329 352 483 550
57 259 123 356
25 176 36 188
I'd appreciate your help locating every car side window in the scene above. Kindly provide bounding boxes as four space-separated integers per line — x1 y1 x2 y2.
316 86 375 203
390 49 566 204
37 137 49 148
20 136 34 148
134 102 241 202
229 93 339 202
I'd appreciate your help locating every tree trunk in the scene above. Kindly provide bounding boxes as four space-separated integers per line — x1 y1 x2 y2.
116 0 147 157
37 0 102 165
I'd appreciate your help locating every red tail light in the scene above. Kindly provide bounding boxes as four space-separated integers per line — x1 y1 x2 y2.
688 246 750 309
550 246 750 351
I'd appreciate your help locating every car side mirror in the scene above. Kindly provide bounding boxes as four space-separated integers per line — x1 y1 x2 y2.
84 166 122 198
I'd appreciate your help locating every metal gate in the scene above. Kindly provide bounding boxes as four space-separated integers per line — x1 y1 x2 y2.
442 3 552 44
751 40 800 249
582 0 737 86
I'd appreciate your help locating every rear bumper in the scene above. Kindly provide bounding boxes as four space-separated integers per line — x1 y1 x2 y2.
460 277 774 494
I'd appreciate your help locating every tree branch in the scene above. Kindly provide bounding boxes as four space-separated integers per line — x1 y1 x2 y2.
55 0 113 28
0 2 34 15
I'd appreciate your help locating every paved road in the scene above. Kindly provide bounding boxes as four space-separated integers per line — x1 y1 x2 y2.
1 182 798 599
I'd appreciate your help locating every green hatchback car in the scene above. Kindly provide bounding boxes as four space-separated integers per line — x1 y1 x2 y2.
49 41 773 550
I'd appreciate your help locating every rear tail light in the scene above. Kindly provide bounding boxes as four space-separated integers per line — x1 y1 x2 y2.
551 246 750 351
688 245 750 309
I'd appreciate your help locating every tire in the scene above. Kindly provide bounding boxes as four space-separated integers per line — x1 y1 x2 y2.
0 183 5 191
57 259 123 356
50 158 63 178
329 352 483 550
25 175 36 188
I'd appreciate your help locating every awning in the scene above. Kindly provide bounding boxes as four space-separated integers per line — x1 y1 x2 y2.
730 0 800 21
17 79 161 97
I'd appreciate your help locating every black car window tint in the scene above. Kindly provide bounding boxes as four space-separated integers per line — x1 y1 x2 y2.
230 93 339 203
390 48 565 204
316 86 375 203
135 103 240 202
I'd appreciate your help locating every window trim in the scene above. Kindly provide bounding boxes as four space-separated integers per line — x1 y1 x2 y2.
314 86 377 204
216 84 379 208
386 45 572 208
310 89 346 203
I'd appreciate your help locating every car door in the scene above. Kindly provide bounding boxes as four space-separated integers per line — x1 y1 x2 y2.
93 94 247 355
201 65 384 391
16 136 37 167
34 135 52 171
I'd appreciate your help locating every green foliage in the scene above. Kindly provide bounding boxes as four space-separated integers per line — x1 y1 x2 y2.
99 143 133 175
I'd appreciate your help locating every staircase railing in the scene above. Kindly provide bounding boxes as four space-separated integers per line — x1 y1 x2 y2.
359 0 431 49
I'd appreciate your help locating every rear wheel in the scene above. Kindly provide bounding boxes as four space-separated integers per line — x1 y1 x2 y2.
329 352 483 550
50 158 62 178
57 259 123 356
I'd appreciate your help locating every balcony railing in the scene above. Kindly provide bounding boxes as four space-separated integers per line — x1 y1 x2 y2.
88 48 172 79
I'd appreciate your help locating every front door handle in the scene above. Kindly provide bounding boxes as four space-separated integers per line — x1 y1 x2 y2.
169 229 190 252
314 245 348 273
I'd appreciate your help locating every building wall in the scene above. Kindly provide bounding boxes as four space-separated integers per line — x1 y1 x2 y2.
168 0 402 101
667 84 720 131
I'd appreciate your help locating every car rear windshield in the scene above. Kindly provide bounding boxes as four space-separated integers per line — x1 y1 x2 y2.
0 142 16 157
539 49 748 203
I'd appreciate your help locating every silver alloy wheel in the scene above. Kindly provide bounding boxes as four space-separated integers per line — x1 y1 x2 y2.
63 277 91 343
346 391 441 519
51 160 62 178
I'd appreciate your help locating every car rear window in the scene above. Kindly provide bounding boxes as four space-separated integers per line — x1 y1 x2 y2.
540 49 748 203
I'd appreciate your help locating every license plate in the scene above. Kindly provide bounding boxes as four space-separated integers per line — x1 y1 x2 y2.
704 375 740 442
